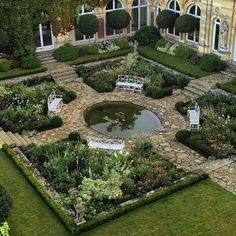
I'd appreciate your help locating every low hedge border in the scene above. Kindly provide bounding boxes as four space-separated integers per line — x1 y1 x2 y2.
68 48 133 66
75 173 208 234
138 46 210 78
2 145 75 234
0 67 47 81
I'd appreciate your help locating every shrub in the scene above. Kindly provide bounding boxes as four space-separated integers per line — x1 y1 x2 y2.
0 222 10 236
76 65 87 77
134 26 161 47
62 90 77 104
67 132 81 141
146 86 164 99
200 53 227 72
79 44 98 55
155 38 167 48
176 130 191 143
175 101 190 115
107 10 131 32
77 14 99 39
175 46 199 64
175 14 196 34
156 10 176 29
0 29 9 52
163 87 173 97
113 39 130 50
176 76 189 89
22 75 54 87
0 60 12 72
53 44 79 62
49 116 63 128
21 55 41 69
0 185 13 223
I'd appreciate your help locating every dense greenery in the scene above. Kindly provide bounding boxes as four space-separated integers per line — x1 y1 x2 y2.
107 10 131 33
77 53 189 95
138 46 210 78
53 44 79 62
200 53 227 72
0 29 9 52
216 78 236 95
175 45 199 64
175 14 196 34
134 26 161 47
156 10 176 30
0 149 71 235
0 76 76 133
20 55 41 69
81 179 236 236
24 138 185 221
0 60 12 72
0 185 13 223
175 93 236 159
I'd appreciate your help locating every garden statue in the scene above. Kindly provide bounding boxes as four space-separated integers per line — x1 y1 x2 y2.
221 20 229 49
134 40 139 57
74 197 85 223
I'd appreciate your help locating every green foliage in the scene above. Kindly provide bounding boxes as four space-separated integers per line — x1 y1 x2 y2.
53 44 79 62
79 44 99 55
175 101 191 115
200 53 227 72
0 29 9 52
67 132 81 141
146 86 164 99
20 55 41 69
156 10 176 29
0 185 13 223
134 26 161 47
2 145 75 233
0 222 10 236
216 78 236 95
0 61 12 72
49 116 63 128
107 9 131 30
176 76 190 89
155 38 167 48
175 45 199 64
112 39 130 50
175 14 196 33
176 130 191 143
77 14 99 37
62 90 77 104
131 140 153 158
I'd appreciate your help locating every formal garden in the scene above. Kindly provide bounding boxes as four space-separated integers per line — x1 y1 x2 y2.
0 0 236 235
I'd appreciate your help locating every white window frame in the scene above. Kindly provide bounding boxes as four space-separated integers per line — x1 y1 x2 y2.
75 4 95 42
187 5 201 44
212 18 221 51
167 0 180 37
155 2 161 27
132 0 150 32
105 0 124 37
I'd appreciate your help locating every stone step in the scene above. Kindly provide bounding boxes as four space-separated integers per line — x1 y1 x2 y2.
42 59 57 64
184 86 205 97
222 70 235 78
53 75 78 82
59 77 82 84
29 136 38 144
0 131 14 145
37 51 54 57
188 83 209 93
22 135 33 145
7 132 23 147
182 89 197 99
51 70 77 78
14 133 28 147
50 67 75 75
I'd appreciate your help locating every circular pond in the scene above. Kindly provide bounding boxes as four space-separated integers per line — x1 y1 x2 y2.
84 101 162 139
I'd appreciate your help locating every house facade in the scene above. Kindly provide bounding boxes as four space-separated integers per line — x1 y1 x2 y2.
34 0 236 62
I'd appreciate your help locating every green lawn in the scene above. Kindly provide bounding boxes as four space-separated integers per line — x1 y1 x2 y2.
216 79 236 95
82 179 236 236
0 150 71 236
138 46 210 78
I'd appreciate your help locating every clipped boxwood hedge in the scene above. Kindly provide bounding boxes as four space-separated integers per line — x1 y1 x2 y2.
68 48 133 66
0 67 47 81
2 145 75 233
75 173 208 234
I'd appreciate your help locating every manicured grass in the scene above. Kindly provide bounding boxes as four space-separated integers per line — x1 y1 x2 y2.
216 79 236 95
0 150 71 236
138 46 210 78
68 48 133 65
82 179 236 236
0 67 47 80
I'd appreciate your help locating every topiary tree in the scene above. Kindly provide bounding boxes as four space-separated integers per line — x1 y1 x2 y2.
0 185 13 223
175 14 196 35
107 9 131 38
77 14 99 44
0 29 9 52
156 9 176 38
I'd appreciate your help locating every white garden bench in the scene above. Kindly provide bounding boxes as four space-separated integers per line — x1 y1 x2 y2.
87 137 124 152
116 75 144 93
187 102 200 130
48 91 63 115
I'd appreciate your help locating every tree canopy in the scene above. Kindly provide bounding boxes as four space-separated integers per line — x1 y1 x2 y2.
156 10 176 29
175 14 196 33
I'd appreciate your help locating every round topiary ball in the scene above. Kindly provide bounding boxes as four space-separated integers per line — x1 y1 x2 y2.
0 29 9 52
156 9 176 29
77 14 99 37
0 185 13 223
175 14 196 33
107 9 131 30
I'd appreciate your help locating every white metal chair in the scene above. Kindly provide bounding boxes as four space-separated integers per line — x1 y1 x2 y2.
187 102 200 130
48 91 63 115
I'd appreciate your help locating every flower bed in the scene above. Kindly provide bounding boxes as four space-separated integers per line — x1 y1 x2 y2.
76 53 189 97
0 75 76 134
22 137 186 222
175 93 236 159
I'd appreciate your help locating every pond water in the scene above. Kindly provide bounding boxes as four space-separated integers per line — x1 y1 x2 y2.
84 102 162 139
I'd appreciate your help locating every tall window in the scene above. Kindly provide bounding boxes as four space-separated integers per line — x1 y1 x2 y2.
213 19 221 51
187 5 201 43
132 0 150 32
106 0 124 36
75 4 95 41
168 0 180 36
